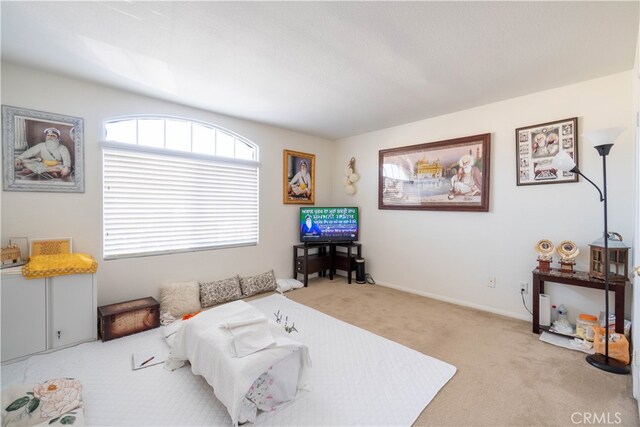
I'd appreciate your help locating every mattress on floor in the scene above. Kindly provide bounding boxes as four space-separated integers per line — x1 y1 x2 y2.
1 294 456 426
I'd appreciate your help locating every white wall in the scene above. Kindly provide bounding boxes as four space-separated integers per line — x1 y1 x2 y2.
2 63 635 324
0 62 335 306
332 72 635 323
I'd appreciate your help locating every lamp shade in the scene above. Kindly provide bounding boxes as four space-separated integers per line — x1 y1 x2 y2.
582 127 625 148
552 150 576 172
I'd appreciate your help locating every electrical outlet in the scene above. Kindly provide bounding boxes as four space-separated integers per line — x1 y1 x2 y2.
488 277 496 288
520 281 528 294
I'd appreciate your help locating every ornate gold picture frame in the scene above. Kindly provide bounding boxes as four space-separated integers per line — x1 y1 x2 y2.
283 149 315 205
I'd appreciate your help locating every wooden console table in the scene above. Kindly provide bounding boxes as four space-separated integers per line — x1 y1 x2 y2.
532 268 626 334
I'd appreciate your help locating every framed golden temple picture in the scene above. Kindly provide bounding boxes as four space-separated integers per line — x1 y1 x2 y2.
379 133 490 212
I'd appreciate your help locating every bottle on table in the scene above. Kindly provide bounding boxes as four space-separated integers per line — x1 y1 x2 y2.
558 304 568 321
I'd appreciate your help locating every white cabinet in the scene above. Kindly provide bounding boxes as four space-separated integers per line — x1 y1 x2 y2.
1 274 47 362
49 274 97 349
1 268 97 363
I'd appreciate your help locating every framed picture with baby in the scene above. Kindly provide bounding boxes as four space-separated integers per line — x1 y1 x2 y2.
2 105 84 192
515 117 578 186
283 149 315 204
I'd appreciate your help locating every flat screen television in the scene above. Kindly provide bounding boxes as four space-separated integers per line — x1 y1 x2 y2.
300 207 359 243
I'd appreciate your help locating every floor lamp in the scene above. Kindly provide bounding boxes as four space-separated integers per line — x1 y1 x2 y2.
551 127 629 375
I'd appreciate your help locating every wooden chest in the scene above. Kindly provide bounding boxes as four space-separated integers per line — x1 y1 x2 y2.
98 297 159 341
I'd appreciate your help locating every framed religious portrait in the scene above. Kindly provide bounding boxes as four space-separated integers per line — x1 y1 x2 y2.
2 105 84 192
515 117 578 186
283 149 315 204
379 133 491 212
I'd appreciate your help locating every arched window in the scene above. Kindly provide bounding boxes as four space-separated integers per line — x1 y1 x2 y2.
101 116 259 259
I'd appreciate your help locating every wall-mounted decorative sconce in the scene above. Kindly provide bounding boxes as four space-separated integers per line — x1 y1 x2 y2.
343 157 359 194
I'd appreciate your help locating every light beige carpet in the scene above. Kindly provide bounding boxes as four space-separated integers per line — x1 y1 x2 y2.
283 276 638 427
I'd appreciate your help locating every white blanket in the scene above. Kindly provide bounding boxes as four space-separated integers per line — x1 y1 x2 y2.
166 300 311 426
220 309 275 358
2 294 455 426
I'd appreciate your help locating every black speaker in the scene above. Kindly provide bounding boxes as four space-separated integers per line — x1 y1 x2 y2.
355 258 365 284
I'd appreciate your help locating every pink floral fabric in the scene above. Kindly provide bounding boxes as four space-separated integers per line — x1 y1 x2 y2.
1 378 84 426
33 378 82 419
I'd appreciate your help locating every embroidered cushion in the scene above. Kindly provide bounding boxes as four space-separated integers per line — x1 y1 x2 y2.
22 253 98 279
160 280 201 318
239 270 277 297
199 276 242 308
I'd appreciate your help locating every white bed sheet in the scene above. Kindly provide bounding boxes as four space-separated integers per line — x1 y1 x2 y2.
1 294 456 426
167 300 310 426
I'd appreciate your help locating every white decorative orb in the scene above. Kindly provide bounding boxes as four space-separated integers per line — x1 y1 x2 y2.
346 167 353 175
344 184 356 194
342 176 351 185
349 173 359 183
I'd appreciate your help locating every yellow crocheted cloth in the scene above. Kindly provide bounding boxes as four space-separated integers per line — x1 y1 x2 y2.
22 253 98 279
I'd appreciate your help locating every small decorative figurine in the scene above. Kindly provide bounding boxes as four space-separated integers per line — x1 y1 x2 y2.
535 239 555 272
557 240 579 273
1 244 22 267
343 157 359 195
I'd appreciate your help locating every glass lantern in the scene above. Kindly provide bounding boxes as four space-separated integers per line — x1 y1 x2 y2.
588 232 629 282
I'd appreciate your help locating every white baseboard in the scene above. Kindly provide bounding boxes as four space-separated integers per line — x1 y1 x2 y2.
375 280 532 323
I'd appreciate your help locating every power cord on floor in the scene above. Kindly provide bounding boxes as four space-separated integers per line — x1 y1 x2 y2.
521 289 533 315
365 273 375 285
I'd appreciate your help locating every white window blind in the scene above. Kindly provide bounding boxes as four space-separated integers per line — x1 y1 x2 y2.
103 146 259 259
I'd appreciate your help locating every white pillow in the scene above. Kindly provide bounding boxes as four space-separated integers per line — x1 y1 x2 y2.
160 280 201 318
276 278 304 293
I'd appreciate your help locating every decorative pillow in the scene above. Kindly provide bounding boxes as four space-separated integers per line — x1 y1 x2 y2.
276 278 304 293
239 270 277 297
199 276 242 308
160 281 201 318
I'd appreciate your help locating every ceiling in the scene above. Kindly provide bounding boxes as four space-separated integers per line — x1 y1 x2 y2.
2 2 638 140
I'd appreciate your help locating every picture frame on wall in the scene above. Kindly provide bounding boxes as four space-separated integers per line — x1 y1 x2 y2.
515 117 578 186
2 105 84 192
379 133 491 212
283 149 315 204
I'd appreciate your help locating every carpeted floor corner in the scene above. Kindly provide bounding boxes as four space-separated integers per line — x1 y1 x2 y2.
285 276 638 427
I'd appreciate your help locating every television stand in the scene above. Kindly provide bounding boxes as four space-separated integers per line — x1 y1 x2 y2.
293 242 363 286
331 242 362 284
293 243 333 286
